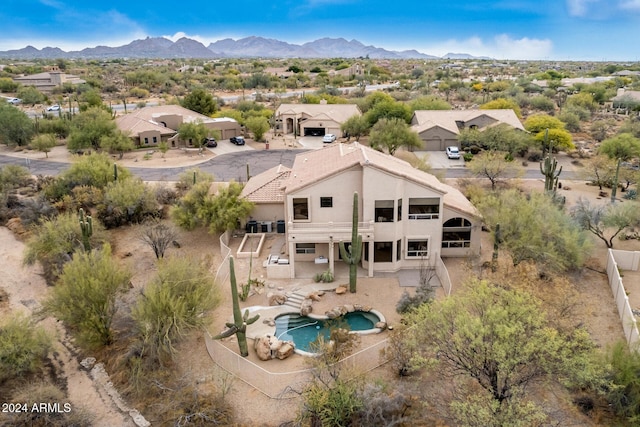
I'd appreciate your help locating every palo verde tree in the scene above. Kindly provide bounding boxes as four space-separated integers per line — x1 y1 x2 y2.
0 102 35 147
571 197 640 248
137 218 178 259
406 279 600 425
45 244 131 347
467 151 524 190
67 107 117 151
340 114 368 141
599 133 640 202
339 192 362 293
368 117 422 155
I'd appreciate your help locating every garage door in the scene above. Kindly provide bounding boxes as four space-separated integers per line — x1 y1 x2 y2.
304 127 325 137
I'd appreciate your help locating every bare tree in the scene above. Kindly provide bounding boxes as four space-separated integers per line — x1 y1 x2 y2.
138 219 178 259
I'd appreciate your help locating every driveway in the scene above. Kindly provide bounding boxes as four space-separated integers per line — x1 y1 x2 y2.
297 136 329 149
206 140 254 156
414 150 465 169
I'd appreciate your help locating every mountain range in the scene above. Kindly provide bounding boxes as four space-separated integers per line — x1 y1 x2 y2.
0 36 490 60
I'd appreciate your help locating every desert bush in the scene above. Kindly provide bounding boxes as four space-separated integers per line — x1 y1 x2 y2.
0 164 32 192
97 177 160 228
23 211 108 282
624 189 638 200
357 382 413 425
605 341 640 424
301 379 363 427
0 315 51 382
137 218 178 259
18 196 57 226
45 244 131 348
131 257 221 366
153 183 178 205
527 149 543 162
175 167 214 193
313 269 334 283
5 382 93 426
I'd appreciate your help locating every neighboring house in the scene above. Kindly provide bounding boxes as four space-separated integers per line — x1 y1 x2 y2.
329 63 364 78
275 102 361 137
242 142 481 279
13 71 85 92
410 109 524 151
116 105 241 147
611 88 640 109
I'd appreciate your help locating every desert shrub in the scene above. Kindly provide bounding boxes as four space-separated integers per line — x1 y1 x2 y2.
357 382 413 425
5 382 93 426
153 183 178 205
23 211 108 283
463 152 474 162
45 244 131 348
558 111 581 132
605 341 640 424
97 178 160 228
18 196 57 226
175 167 214 193
313 269 334 283
301 379 363 426
0 315 51 382
131 257 221 366
0 164 32 192
623 189 637 200
527 150 543 162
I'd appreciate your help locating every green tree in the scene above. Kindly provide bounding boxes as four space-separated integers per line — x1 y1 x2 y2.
99 130 135 159
599 133 640 202
17 85 44 105
571 197 640 248
31 133 57 158
181 88 217 116
407 279 598 425
368 117 422 155
468 151 523 190
475 189 591 271
67 107 117 151
0 103 35 147
480 97 522 118
244 115 270 141
45 244 131 347
363 100 413 127
97 177 160 228
523 113 565 134
23 211 108 282
606 341 640 424
408 95 451 111
201 181 254 233
532 127 574 152
340 114 368 141
177 120 208 149
132 256 220 366
0 314 51 382
0 77 19 92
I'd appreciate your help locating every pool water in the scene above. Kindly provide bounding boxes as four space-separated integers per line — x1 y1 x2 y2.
274 312 380 352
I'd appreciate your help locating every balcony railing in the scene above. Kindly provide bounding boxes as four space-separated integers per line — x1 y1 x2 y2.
441 240 471 248
288 221 375 237
408 213 439 220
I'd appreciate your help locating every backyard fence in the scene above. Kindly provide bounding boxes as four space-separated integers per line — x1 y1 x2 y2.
606 249 640 351
204 334 391 399
215 231 231 285
435 253 452 296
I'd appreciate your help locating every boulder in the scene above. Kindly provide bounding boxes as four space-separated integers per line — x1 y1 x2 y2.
344 304 355 313
335 285 348 295
254 336 272 361
307 292 322 302
300 299 313 316
375 321 387 330
268 293 287 306
276 342 295 360
6 218 26 237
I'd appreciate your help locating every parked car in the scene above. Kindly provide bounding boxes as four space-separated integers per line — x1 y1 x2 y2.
203 137 217 148
446 146 461 159
46 104 61 112
6 97 21 105
323 134 337 143
230 136 245 145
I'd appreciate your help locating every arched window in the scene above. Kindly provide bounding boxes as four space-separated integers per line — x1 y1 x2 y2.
442 217 472 248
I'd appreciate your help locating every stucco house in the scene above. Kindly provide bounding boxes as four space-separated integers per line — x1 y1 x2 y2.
411 109 524 151
116 105 241 147
275 103 361 137
242 142 481 279
13 71 85 92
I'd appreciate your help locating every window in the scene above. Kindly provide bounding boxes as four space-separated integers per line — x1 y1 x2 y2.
152 136 158 143
293 198 309 220
320 197 333 208
442 217 472 248
408 197 439 219
143 137 149 144
374 241 393 262
295 243 315 254
363 242 369 261
397 199 402 221
375 200 394 222
407 239 429 258
396 239 401 261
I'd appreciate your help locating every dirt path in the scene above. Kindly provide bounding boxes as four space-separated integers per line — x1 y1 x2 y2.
0 227 135 427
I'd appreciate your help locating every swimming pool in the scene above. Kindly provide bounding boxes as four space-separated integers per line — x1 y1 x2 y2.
274 311 382 353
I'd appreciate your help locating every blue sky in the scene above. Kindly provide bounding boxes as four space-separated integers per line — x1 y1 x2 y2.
1 0 639 60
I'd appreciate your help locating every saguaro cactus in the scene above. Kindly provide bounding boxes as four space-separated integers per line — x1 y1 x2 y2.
213 256 259 357
339 192 362 293
79 208 93 252
540 154 562 194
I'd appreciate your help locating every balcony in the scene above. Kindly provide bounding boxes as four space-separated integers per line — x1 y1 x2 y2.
288 220 375 241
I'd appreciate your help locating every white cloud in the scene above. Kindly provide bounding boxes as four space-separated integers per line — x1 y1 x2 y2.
566 0 601 17
418 35 552 60
619 0 640 10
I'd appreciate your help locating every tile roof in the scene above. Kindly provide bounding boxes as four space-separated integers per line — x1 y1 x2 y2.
115 114 176 136
241 164 291 203
411 109 524 134
130 105 238 129
275 103 361 123
284 142 479 217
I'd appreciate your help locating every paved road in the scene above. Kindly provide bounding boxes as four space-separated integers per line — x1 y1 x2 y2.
0 150 584 182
